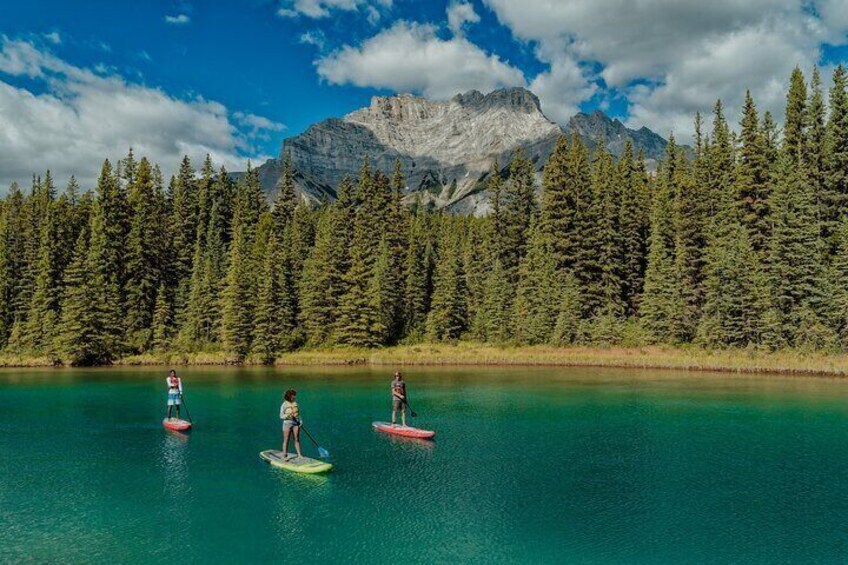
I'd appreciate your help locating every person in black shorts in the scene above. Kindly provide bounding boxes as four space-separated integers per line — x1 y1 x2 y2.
391 371 407 427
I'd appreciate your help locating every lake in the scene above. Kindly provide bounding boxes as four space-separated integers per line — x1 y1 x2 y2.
2 366 847 563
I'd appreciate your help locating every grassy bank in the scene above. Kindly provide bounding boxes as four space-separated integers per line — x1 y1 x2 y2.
5 343 848 376
77 343 848 376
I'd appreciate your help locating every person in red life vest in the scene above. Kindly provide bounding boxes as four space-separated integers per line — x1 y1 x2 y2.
165 369 184 421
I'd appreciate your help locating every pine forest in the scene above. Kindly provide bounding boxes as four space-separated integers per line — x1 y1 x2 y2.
2 66 848 365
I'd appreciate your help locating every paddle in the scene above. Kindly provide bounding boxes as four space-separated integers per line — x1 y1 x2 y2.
179 394 193 423
299 423 330 459
404 397 418 419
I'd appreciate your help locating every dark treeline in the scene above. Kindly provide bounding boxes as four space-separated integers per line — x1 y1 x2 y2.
2 66 848 364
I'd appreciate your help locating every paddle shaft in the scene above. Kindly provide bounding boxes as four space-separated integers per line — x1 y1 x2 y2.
404 398 418 418
299 423 329 457
179 394 192 423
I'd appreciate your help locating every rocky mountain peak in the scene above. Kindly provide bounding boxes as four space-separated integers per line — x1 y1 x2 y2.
453 87 543 114
255 87 671 214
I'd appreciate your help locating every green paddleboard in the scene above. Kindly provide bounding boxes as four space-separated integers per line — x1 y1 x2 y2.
259 450 333 474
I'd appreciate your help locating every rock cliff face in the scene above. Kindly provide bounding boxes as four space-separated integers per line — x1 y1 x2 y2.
256 87 669 214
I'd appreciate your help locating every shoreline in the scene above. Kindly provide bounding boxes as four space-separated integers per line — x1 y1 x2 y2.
3 343 848 377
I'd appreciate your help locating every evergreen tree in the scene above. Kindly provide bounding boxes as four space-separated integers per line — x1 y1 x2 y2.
539 135 571 267
151 284 173 351
169 156 198 320
252 230 292 362
124 157 166 350
618 142 650 314
272 151 297 233
826 65 848 240
220 166 263 359
21 203 61 351
0 183 26 347
334 232 380 347
426 220 468 341
641 163 687 342
497 149 536 279
592 146 625 320
299 207 345 345
10 174 54 345
57 201 124 364
784 66 808 163
403 212 433 339
808 68 828 240
479 258 512 343
94 161 130 293
674 144 704 335
552 271 584 345
463 217 491 340
512 226 560 344
737 91 771 252
768 155 830 344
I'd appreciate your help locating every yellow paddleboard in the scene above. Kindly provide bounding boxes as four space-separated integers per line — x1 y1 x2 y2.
259 450 333 474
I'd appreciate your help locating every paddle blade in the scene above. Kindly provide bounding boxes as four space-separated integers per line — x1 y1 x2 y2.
318 447 330 459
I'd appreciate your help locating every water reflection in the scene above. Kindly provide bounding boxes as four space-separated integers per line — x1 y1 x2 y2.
380 432 436 450
160 427 190 499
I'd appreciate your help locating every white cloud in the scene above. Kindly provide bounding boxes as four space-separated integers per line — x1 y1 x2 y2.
299 30 327 49
529 56 596 123
165 14 191 25
234 111 287 140
316 21 526 99
0 38 282 189
43 32 62 45
276 0 392 21
447 2 480 36
483 0 848 138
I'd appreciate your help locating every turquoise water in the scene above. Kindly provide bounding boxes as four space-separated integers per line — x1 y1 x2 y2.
2 366 848 564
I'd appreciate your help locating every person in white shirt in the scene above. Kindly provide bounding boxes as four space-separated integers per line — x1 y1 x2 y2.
165 369 183 420
280 389 302 460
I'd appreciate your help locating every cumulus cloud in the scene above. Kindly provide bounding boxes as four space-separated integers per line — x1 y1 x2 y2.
316 21 525 99
483 0 848 139
43 31 61 45
276 0 392 21
0 38 283 189
447 2 480 36
529 56 596 123
164 14 191 25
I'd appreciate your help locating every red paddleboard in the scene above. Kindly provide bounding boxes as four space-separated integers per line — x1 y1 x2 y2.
163 418 192 431
372 421 435 439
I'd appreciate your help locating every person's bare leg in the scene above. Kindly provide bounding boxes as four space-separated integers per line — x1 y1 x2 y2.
282 427 290 457
294 427 303 458
391 408 397 425
401 405 407 427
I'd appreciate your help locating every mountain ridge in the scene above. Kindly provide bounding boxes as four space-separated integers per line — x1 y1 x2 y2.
254 87 671 214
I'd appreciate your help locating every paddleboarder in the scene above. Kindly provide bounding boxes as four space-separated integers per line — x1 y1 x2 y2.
165 369 183 420
391 371 407 427
280 389 303 460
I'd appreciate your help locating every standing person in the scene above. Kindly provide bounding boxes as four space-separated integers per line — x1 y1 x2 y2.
165 369 183 420
280 389 303 460
391 371 407 427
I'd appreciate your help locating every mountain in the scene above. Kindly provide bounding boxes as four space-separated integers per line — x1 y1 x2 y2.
255 87 670 214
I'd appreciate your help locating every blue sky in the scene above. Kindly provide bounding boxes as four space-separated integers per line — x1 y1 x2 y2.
1 0 847 188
